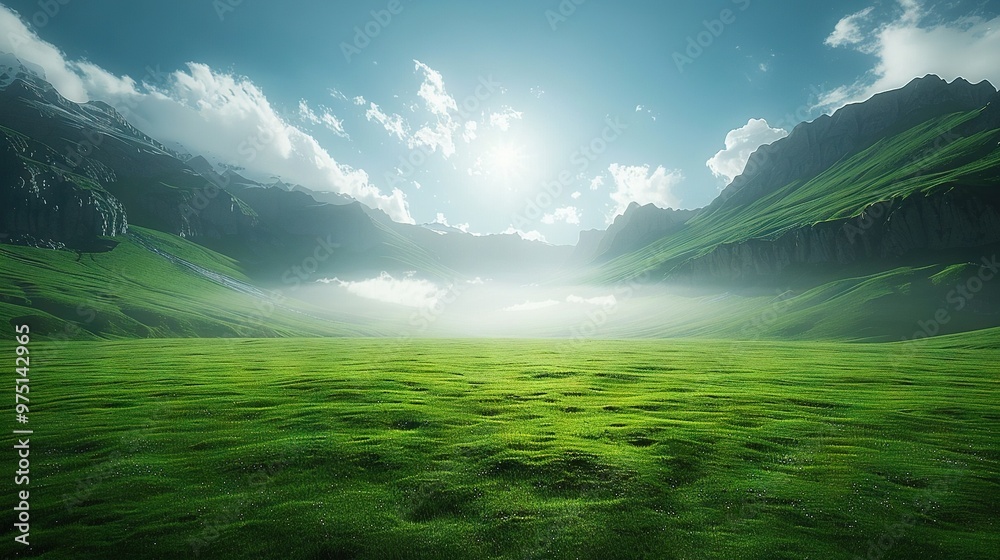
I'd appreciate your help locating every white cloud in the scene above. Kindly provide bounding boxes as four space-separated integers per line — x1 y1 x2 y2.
362 60 471 160
489 107 523 131
570 191 581 200
607 164 684 220
0 8 89 102
299 99 320 124
410 121 457 157
462 120 478 143
300 100 349 137
589 175 605 191
503 300 560 312
414 60 458 117
365 102 409 140
409 60 462 157
567 295 617 307
541 206 581 225
433 212 471 233
705 118 788 185
329 88 349 102
320 112 349 138
825 7 874 47
502 227 547 243
0 5 412 223
320 272 445 308
818 0 1000 112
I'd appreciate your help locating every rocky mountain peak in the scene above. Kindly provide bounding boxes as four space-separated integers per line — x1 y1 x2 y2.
716 75 998 211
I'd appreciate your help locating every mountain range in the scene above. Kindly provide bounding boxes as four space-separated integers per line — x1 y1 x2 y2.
2 55 999 341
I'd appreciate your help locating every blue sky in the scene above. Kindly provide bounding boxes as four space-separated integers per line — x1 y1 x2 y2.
1 0 999 244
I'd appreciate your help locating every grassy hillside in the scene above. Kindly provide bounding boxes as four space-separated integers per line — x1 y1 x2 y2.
593 109 1000 284
0 227 377 338
2 338 996 559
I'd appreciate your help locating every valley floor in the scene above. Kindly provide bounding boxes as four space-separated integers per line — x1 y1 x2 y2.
2 337 998 559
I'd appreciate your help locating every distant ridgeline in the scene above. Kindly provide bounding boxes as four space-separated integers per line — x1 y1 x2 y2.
1 54 999 339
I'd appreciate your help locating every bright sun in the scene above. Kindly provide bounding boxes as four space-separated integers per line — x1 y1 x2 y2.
487 143 527 179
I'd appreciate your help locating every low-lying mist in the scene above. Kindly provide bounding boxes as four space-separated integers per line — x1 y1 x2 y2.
286 271 760 339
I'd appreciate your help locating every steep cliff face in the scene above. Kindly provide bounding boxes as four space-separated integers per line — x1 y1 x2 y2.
233 187 378 251
569 229 605 263
715 76 998 211
675 186 1000 282
579 203 697 264
0 65 260 245
0 140 127 249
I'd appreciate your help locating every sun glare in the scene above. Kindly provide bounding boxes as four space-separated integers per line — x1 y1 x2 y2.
487 143 527 179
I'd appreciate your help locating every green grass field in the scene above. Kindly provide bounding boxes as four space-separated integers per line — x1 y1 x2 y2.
3 336 997 559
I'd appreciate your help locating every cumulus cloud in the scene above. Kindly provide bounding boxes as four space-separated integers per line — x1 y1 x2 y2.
818 0 1000 111
705 118 788 185
589 175 605 191
503 300 560 312
320 272 445 308
488 107 523 131
362 61 523 162
402 61 466 156
362 60 475 159
0 4 412 223
414 60 458 117
0 7 89 102
825 7 874 47
541 206 581 225
607 164 683 220
410 121 457 157
462 120 478 143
